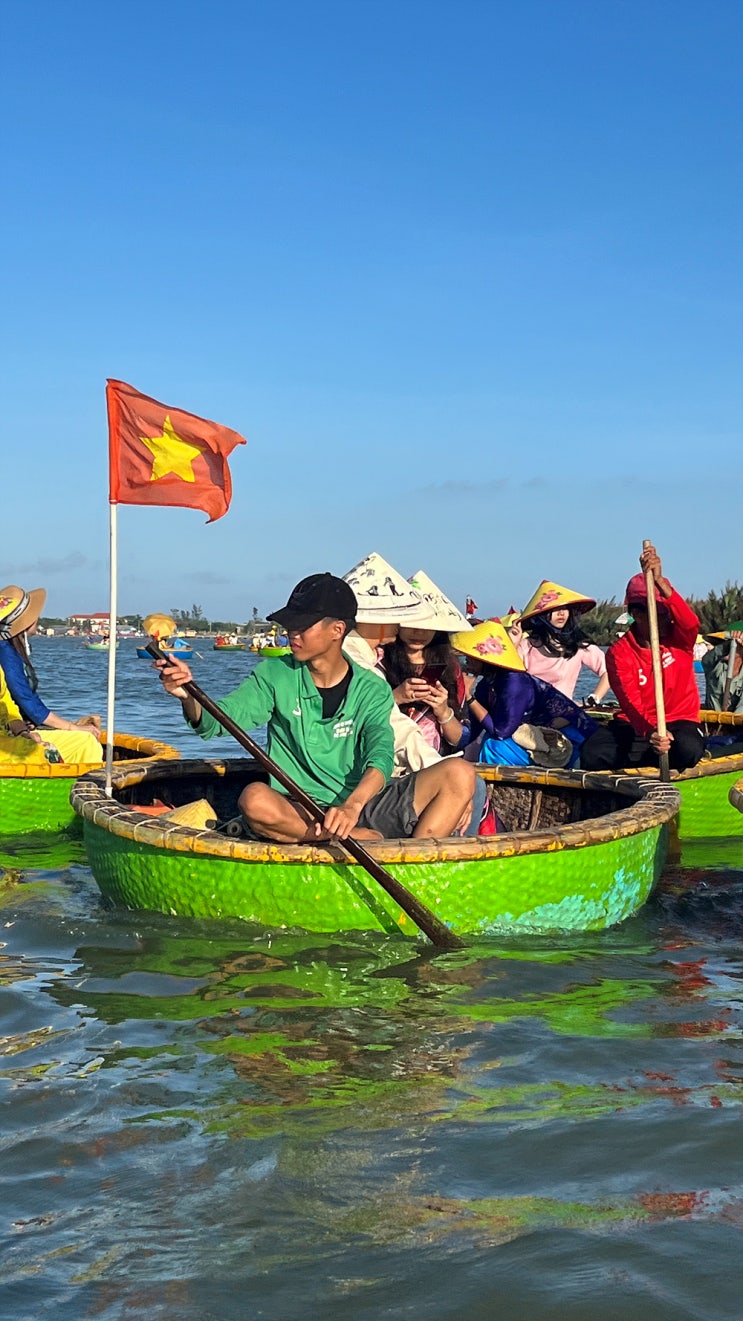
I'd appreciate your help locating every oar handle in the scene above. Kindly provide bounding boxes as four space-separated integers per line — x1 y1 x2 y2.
722 637 738 713
145 642 465 950
642 540 670 781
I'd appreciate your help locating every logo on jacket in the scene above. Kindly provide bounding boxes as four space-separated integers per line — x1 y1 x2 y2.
333 718 354 738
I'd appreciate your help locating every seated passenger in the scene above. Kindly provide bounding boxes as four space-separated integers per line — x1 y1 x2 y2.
511 578 610 704
0 585 103 764
379 569 472 755
451 620 599 767
580 545 705 773
702 626 743 713
0 661 55 764
342 552 490 835
159 572 476 842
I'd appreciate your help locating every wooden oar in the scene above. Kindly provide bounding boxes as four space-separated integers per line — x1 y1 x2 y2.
642 540 670 783
722 635 738 713
145 641 465 950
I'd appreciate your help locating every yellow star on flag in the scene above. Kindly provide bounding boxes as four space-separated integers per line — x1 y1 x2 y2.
140 415 202 483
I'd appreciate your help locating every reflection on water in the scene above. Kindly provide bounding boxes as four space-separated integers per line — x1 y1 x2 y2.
0 641 742 1318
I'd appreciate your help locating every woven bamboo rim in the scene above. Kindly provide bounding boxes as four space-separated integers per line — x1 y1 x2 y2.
730 779 743 814
70 757 680 866
0 731 179 780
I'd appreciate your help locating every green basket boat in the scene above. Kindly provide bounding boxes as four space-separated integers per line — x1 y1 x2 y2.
70 759 679 938
593 710 743 844
250 645 291 658
0 733 180 838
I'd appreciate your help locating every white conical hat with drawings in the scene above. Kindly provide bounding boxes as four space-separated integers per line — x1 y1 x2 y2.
342 552 431 623
407 570 471 631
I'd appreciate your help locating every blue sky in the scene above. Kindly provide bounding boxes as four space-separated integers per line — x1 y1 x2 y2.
2 0 740 621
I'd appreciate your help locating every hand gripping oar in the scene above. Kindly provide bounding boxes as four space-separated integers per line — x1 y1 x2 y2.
146 642 465 950
642 540 670 783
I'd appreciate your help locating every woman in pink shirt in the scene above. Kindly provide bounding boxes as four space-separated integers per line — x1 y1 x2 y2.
511 579 610 704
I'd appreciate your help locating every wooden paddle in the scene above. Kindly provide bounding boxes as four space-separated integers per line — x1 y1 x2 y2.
642 540 670 782
145 641 465 950
722 635 738 713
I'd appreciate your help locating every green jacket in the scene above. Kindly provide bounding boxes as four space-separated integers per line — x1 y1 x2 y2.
192 655 395 806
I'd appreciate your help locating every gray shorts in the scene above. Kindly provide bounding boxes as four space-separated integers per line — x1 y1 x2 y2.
358 775 419 838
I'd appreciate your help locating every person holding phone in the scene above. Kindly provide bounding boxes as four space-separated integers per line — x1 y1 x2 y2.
379 569 472 756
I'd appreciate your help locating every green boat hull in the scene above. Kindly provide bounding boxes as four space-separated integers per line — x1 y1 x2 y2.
0 734 180 838
72 761 680 938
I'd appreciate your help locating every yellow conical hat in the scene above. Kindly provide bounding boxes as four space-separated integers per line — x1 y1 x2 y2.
499 608 521 631
407 569 471 631
520 580 596 622
143 612 177 641
451 620 525 670
704 620 743 642
343 552 430 623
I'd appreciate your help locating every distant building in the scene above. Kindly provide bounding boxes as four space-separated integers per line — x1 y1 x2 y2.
69 612 114 635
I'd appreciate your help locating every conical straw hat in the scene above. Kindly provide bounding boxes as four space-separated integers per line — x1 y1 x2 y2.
499 607 521 631
143 612 176 640
520 580 596 622
705 620 743 642
407 570 471 631
343 552 430 623
451 620 525 670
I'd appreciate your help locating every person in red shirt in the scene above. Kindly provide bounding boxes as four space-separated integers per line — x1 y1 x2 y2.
581 544 704 773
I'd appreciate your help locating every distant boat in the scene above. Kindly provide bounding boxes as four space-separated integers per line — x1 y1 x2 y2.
252 645 291 658
85 638 115 651
136 637 193 661
214 636 246 651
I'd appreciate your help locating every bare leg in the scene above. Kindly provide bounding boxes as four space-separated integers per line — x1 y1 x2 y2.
238 782 382 843
411 759 476 838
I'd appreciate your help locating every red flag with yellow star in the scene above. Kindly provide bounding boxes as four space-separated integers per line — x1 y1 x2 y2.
107 379 246 522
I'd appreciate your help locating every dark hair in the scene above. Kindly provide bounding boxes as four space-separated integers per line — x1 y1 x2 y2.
523 607 589 660
381 632 462 713
11 632 39 692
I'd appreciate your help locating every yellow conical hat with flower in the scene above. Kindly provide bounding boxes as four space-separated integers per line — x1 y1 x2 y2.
407 569 471 631
520 580 596 623
451 620 525 670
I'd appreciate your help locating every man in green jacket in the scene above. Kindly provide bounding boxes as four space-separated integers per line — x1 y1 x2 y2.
159 573 476 842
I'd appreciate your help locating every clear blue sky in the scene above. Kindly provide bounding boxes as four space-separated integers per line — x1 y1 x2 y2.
2 0 740 621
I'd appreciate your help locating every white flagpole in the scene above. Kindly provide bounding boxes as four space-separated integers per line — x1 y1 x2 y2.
104 501 118 796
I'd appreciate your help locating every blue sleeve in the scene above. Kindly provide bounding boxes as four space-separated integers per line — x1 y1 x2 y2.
488 672 535 739
0 641 51 725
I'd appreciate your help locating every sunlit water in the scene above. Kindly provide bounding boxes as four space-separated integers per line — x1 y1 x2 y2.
1 639 741 1319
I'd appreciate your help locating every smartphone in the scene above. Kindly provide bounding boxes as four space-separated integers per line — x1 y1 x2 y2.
419 664 446 687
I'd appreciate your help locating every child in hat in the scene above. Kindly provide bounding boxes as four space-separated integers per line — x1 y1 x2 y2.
580 545 704 772
451 621 598 767
512 579 609 705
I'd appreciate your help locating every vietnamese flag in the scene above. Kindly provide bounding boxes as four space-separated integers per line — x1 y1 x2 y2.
107 379 246 522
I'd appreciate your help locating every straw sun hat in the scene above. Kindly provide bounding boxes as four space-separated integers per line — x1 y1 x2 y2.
343 552 430 624
451 620 525 671
520 580 596 622
0 586 47 639
407 570 471 632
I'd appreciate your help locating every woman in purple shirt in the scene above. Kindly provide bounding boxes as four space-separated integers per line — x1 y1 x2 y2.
451 620 598 767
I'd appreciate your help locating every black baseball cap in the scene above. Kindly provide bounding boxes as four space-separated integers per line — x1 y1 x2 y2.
267 573 357 632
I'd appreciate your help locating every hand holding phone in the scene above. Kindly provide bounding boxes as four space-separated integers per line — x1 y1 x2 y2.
419 664 445 688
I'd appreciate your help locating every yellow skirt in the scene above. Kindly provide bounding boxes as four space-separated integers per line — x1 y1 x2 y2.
0 734 50 766
40 729 104 765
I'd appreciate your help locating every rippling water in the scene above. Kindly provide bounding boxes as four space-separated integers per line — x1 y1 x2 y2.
1 639 741 1319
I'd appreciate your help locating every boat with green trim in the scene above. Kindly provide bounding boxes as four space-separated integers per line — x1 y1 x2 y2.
599 710 743 844
0 733 180 837
71 759 679 937
250 645 290 658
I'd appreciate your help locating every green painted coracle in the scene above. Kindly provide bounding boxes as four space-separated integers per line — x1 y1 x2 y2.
0 733 180 838
600 710 743 843
71 759 679 937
